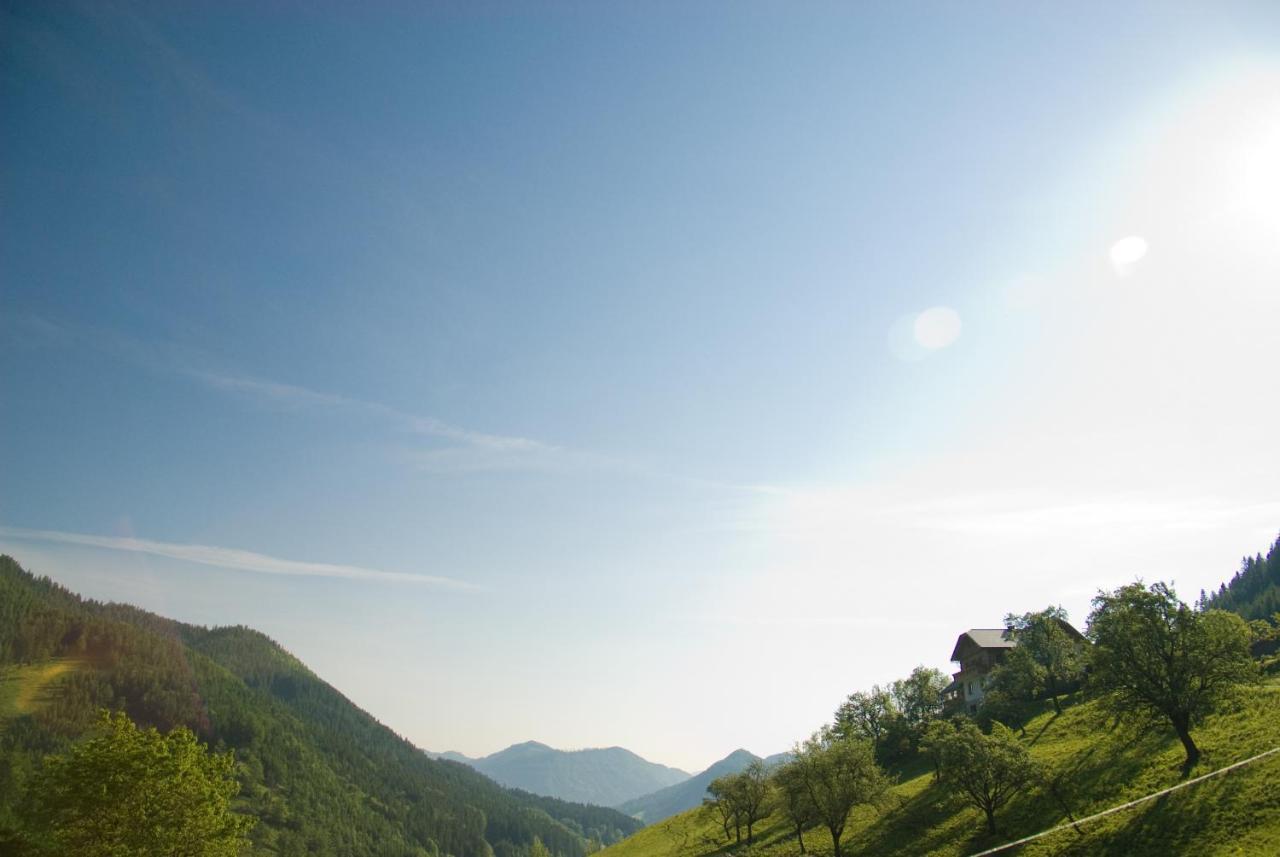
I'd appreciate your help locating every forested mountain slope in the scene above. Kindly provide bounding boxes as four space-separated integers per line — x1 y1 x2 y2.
1202 532 1280 622
0 556 641 857
432 741 690 807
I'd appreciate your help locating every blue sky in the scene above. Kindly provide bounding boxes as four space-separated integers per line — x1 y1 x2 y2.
3 1 1280 771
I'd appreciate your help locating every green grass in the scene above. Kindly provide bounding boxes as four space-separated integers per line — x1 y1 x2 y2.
600 687 1280 857
0 658 82 722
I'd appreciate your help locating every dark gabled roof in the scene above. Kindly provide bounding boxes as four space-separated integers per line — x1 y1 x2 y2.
950 628 1014 662
949 619 1086 663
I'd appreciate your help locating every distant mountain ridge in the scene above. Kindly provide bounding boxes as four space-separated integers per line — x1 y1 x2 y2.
617 748 790 823
428 740 691 807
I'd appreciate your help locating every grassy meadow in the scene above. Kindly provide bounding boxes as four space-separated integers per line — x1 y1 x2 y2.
601 683 1280 857
0 659 81 721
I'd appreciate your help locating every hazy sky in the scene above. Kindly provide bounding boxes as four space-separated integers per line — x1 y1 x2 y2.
3 1 1280 772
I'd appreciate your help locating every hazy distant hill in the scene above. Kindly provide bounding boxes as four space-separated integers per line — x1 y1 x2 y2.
433 749 478 764
617 748 764 823
0 556 642 855
430 741 690 807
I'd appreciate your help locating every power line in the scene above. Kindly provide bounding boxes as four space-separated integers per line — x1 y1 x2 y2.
966 745 1280 856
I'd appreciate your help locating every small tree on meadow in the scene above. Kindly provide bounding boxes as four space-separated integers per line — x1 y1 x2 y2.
773 759 819 853
935 720 1036 835
733 760 773 846
705 775 742 845
792 730 891 857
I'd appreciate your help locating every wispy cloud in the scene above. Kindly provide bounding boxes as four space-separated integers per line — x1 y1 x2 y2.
191 370 548 453
0 526 482 590
5 314 556 466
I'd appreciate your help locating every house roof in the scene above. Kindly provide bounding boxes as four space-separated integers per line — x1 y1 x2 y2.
949 620 1086 663
950 628 1015 662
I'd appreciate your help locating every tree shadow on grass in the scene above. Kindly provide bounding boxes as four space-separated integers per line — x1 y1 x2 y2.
839 776 1001 857
1050 760 1270 856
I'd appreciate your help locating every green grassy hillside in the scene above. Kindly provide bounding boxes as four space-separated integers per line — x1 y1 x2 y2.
598 687 1280 857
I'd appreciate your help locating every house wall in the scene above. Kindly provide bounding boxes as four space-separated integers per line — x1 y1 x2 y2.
952 649 1008 713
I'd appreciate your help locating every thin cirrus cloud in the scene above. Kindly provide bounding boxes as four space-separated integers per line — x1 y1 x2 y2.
6 314 555 463
191 370 549 453
0 526 483 590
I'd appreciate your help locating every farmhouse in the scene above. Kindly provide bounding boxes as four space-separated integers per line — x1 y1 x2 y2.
944 629 1015 714
943 620 1086 714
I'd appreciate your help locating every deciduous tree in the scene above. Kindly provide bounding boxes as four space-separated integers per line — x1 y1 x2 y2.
833 686 895 746
772 760 819 853
1087 581 1257 772
705 776 742 845
1003 607 1086 713
890 666 947 737
20 709 254 856
733 760 772 845
792 730 890 857
934 720 1036 835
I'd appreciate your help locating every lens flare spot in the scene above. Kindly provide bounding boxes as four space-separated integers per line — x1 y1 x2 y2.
1109 235 1149 269
913 307 962 350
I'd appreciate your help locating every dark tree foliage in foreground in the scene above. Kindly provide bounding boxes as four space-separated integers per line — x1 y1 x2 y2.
1088 580 1257 773
16 710 254 856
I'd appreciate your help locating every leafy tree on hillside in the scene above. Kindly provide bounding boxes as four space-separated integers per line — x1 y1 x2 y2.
974 685 1037 735
1002 607 1087 714
934 720 1036 835
772 760 819 853
1088 581 1257 773
704 762 771 846
919 719 953 783
790 730 891 857
18 709 254 856
701 785 739 846
733 760 773 846
891 666 947 731
879 666 947 758
832 686 895 746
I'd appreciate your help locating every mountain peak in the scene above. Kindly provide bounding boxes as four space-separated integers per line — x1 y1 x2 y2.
443 740 690 806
